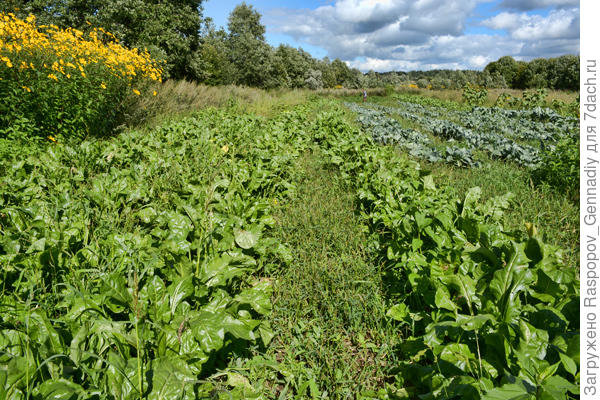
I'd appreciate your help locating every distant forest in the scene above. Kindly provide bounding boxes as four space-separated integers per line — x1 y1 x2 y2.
3 0 580 91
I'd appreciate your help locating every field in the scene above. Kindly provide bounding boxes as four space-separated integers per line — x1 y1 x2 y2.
0 8 584 400
0 85 580 399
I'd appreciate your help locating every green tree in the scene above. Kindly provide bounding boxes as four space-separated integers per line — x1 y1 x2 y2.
484 56 520 87
317 57 337 88
305 69 323 90
275 45 313 88
227 2 276 88
547 55 579 90
194 18 233 85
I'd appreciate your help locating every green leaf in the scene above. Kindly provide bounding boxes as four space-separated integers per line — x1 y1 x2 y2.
189 312 226 353
148 358 196 400
258 321 275 346
233 280 273 315
201 255 250 287
26 237 46 253
69 324 89 365
462 187 481 217
234 228 259 249
488 242 533 323
166 212 192 241
439 343 476 373
222 313 260 341
168 277 194 317
101 273 132 312
423 175 436 190
33 379 85 399
435 286 458 312
456 314 494 331
136 207 157 224
540 376 579 397
227 372 253 391
415 212 432 230
482 382 535 400
387 303 410 322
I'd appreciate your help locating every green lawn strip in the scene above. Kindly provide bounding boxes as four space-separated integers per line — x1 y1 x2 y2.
239 149 396 398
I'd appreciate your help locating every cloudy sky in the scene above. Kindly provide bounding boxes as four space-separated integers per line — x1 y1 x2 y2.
203 0 580 72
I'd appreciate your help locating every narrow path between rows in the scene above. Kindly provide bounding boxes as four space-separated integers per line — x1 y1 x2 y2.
265 150 397 399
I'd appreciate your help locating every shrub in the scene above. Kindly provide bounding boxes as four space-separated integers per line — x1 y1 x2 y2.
550 96 580 118
532 134 579 199
521 88 547 108
462 83 487 107
0 13 163 141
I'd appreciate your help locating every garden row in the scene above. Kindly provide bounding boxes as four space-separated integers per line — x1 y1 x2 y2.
348 98 579 169
345 102 480 167
315 104 580 398
0 105 316 398
0 98 580 398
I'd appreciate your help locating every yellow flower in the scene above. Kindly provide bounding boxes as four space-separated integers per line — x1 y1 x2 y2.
221 145 229 153
47 73 58 81
47 135 57 142
132 89 140 95
153 90 157 96
101 82 107 89
22 86 31 92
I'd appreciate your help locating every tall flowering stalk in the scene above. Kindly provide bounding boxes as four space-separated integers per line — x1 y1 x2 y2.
0 12 164 140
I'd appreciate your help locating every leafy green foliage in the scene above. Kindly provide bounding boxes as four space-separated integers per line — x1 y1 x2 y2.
532 134 580 198
462 84 488 107
349 96 578 172
0 96 579 398
345 102 480 167
0 106 315 397
5 0 205 79
311 107 579 398
484 55 579 91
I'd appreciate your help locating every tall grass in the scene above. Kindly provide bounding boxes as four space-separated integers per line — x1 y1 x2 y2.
126 80 311 126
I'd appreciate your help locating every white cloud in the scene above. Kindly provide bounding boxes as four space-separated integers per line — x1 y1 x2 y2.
482 8 579 40
265 0 580 72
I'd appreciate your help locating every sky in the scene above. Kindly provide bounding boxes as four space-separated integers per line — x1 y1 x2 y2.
202 0 580 72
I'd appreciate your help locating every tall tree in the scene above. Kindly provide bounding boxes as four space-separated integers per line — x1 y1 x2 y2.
227 2 275 88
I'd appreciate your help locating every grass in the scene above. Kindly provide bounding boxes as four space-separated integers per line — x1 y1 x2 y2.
252 150 397 398
125 80 311 127
391 87 579 107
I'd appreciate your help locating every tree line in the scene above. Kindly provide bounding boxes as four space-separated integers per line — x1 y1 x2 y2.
3 0 579 91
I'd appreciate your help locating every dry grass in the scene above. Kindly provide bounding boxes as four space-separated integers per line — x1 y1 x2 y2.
317 87 388 98
125 80 311 126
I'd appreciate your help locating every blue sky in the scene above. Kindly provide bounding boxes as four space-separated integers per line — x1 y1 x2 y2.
203 0 329 58
202 0 579 71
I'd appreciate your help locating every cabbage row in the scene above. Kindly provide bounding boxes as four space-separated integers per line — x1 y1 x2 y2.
345 102 479 168
349 98 578 169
